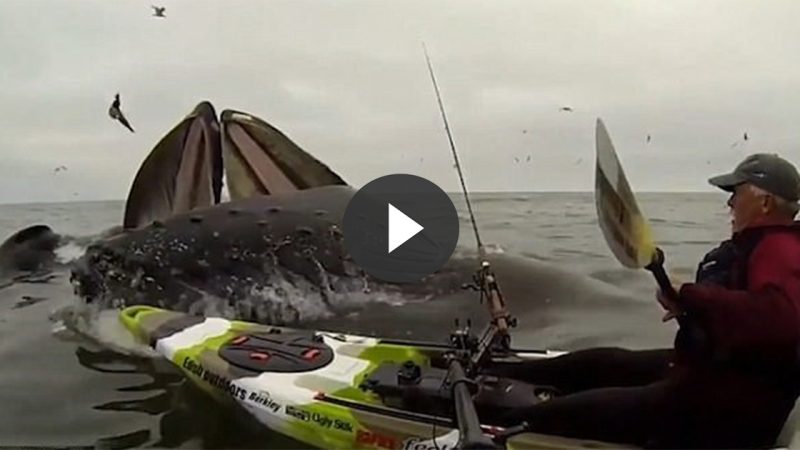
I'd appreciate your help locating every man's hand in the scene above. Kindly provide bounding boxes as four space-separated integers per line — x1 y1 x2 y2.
655 287 681 322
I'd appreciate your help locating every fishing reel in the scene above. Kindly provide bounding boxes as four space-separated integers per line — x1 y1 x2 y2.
463 262 515 324
449 318 480 353
475 261 516 346
451 259 519 377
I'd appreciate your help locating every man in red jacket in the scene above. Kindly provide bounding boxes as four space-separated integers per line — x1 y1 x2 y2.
492 153 800 448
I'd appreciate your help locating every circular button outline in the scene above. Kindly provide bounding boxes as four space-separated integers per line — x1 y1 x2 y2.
342 174 460 284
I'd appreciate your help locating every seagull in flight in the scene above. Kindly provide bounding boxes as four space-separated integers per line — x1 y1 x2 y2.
108 93 135 133
559 106 573 112
152 5 166 17
730 131 750 148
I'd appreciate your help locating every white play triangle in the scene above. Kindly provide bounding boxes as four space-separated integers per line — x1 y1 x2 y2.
388 203 424 253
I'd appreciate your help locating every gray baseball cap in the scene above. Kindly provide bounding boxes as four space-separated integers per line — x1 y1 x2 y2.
708 153 800 201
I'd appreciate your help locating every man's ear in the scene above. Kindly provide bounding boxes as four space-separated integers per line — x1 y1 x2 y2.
762 194 774 213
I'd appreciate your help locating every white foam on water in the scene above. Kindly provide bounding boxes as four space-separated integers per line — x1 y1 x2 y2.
178 268 415 326
49 303 159 358
484 243 506 254
242 275 411 324
54 241 87 264
451 242 507 260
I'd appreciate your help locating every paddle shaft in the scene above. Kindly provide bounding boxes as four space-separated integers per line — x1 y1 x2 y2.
646 248 709 349
645 247 678 299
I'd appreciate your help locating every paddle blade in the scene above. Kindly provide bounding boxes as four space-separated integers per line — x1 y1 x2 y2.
594 118 657 268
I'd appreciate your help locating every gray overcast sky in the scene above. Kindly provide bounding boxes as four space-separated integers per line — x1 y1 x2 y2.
2 0 800 203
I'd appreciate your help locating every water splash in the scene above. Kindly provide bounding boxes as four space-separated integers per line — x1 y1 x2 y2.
451 242 506 260
226 271 410 325
49 302 159 358
55 240 87 264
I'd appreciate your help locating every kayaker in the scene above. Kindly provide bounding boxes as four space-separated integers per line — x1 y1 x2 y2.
492 153 800 448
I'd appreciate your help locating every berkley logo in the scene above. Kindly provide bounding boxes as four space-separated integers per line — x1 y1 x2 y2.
248 389 281 413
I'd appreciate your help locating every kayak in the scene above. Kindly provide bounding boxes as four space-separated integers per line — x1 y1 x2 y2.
119 305 631 450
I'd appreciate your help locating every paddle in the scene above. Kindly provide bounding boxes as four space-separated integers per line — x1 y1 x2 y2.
593 118 678 300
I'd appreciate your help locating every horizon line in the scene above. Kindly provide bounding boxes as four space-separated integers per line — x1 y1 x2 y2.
0 189 725 207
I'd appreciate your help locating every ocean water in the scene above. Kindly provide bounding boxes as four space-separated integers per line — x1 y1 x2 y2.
0 191 735 448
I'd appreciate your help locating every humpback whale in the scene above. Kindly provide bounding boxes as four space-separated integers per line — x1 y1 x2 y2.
2 101 659 344
67 105 456 323
4 100 373 323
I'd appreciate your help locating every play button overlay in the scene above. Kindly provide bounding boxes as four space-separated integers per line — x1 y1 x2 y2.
388 204 423 253
342 174 459 283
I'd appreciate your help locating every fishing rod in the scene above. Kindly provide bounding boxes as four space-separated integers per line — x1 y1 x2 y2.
422 44 514 450
421 43 514 360
422 43 485 261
